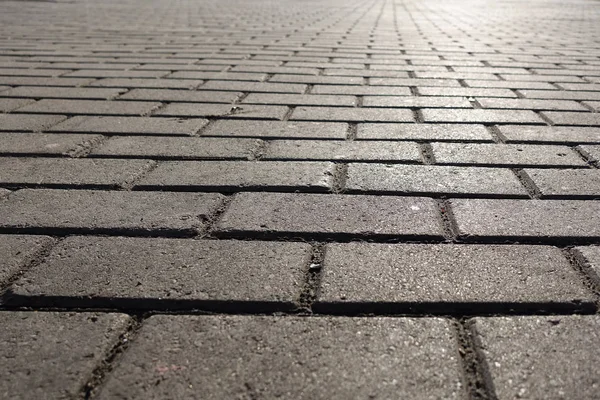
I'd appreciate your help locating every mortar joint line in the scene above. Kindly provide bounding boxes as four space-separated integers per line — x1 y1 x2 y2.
297 242 326 312
560 248 600 306
511 168 542 199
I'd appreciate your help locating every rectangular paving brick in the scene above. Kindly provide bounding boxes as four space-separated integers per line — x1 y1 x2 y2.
542 111 600 126
0 158 154 188
451 199 600 239
64 69 168 78
422 109 543 124
90 78 202 89
49 116 209 136
9 237 310 310
520 90 600 101
0 312 130 400
15 99 161 116
347 164 527 196
155 103 288 120
524 169 600 198
200 80 306 93
369 78 461 87
476 98 587 111
0 114 66 131
1 86 126 100
0 132 103 156
417 87 517 98
474 316 600 400
269 74 363 85
312 85 412 96
97 315 461 400
216 192 443 239
583 101 600 111
315 243 593 313
136 161 334 192
264 140 421 162
0 235 53 284
0 77 94 88
0 98 34 112
499 125 600 144
363 96 472 108
431 143 586 167
464 80 556 90
91 137 257 160
202 120 348 139
291 106 414 122
243 93 356 107
357 123 493 141
168 71 266 81
0 189 224 235
118 88 240 103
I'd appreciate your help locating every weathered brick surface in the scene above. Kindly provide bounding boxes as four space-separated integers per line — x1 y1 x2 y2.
363 96 472 108
0 114 66 131
0 132 103 156
90 78 202 89
0 98 34 112
524 169 600 198
15 99 161 116
49 116 209 136
422 109 543 124
98 315 462 399
474 316 600 400
2 86 126 100
155 102 288 119
118 88 240 103
291 106 414 122
0 234 53 284
476 98 587 111
202 120 348 139
0 312 130 400
357 123 493 141
243 93 356 107
578 145 600 163
499 125 600 144
543 111 600 126
574 246 600 280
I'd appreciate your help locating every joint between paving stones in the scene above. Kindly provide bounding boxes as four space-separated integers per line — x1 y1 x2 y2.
419 142 435 164
331 163 348 193
511 89 525 99
484 125 506 143
345 123 358 140
146 101 168 117
571 146 599 168
355 95 364 107
561 248 600 306
118 160 159 191
303 84 313 94
281 106 294 121
66 134 109 158
233 91 249 104
436 198 459 242
536 111 555 126
296 243 325 312
249 139 267 160
511 168 542 199
196 194 235 239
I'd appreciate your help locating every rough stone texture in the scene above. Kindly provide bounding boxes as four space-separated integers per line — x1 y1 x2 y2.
10 237 309 309
578 145 600 163
574 246 600 284
524 168 600 198
118 88 239 103
476 98 587 111
0 157 154 188
90 78 202 89
0 98 34 112
346 164 527 196
474 316 600 400
48 116 209 136
243 93 356 107
0 114 66 131
431 143 586 167
0 234 53 284
499 125 600 144
155 102 289 120
0 189 224 234
98 315 463 400
421 109 543 124
216 192 443 238
3 86 126 100
136 161 334 192
15 99 161 116
202 120 348 139
357 123 493 141
543 111 600 126
363 96 472 108
291 106 414 122
0 311 130 400
315 243 593 311
0 132 103 156
91 136 257 160
263 140 422 162
451 199 600 239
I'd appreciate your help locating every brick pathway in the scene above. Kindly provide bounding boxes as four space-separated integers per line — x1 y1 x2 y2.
0 0 599 398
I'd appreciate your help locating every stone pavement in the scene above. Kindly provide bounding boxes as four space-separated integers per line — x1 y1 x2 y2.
0 0 599 398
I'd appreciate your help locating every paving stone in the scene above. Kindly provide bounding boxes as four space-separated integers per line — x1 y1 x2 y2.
264 140 421 162
0 189 224 235
10 237 309 310
0 235 53 284
499 125 600 144
363 96 472 108
91 136 257 160
347 164 527 196
118 88 240 103
168 71 266 81
0 76 94 87
464 80 556 90
200 81 306 93
476 98 587 111
451 199 600 239
0 114 66 131
243 93 356 106
0 157 154 188
357 123 493 141
1 86 126 100
202 120 347 139
542 111 600 126
15 99 161 116
0 312 130 400
216 192 443 239
155 103 288 120
574 246 600 280
312 85 411 96
291 106 414 122
0 132 103 156
49 116 208 136
474 316 600 400
64 69 168 78
136 161 334 192
315 243 593 312
422 109 543 124
0 97 34 112
269 74 363 85
417 87 517 97
583 101 600 111
369 78 461 87
98 315 462 400
578 145 600 163
431 143 586 167
524 169 600 198
89 78 202 89
520 90 600 101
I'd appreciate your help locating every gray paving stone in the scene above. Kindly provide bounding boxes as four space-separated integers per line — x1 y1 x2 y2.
290 106 415 123
347 164 527 196
369 78 461 87
15 99 161 116
578 145 600 163
476 98 587 111
574 246 600 283
168 71 266 81
363 96 472 108
118 88 240 103
499 125 600 144
357 123 493 141
0 114 66 131
89 78 202 89
10 237 309 309
64 69 168 78
1 86 126 100
0 77 94 87
243 93 356 107
431 143 586 167
524 169 600 198
216 192 443 238
315 243 593 312
312 85 411 96
422 109 543 124
0 98 34 112
91 136 257 160
264 140 421 162
0 235 53 284
417 87 517 98
451 199 600 239
464 80 556 90
474 316 600 400
0 157 154 188
155 103 288 120
583 101 600 111
200 81 306 93
0 132 103 156
0 312 130 400
202 120 348 139
269 74 363 85
0 189 224 234
542 111 600 126
49 116 209 136
98 315 462 400
136 161 334 192
520 90 600 101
